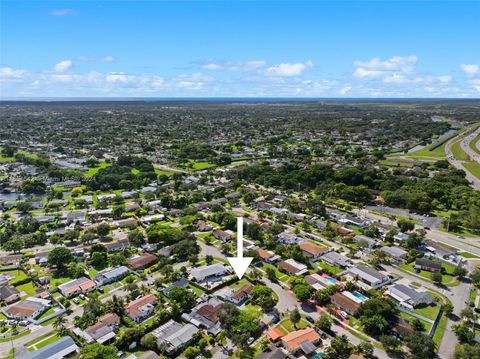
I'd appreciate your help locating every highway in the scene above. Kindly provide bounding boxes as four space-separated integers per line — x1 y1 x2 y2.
445 127 480 191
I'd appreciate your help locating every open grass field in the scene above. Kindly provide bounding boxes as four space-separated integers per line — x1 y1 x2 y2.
469 135 480 155
84 162 111 177
400 262 457 285
451 140 470 161
181 161 217 171
463 161 480 180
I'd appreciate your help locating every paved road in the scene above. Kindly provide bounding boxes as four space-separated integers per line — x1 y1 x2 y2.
354 208 480 257
445 128 480 191
385 265 470 359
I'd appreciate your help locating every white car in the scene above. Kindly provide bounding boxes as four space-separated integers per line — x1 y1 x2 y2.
340 311 349 318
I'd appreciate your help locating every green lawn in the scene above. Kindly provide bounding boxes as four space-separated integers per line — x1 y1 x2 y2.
463 161 480 180
433 313 448 346
469 135 480 155
400 262 457 285
317 261 343 275
413 304 440 321
35 307 56 320
0 330 31 343
84 162 111 177
181 161 216 170
459 251 480 259
399 312 432 332
277 319 308 333
451 140 470 161
35 334 62 349
0 155 15 163
16 281 37 296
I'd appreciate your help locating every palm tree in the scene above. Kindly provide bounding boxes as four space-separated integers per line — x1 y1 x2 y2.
53 316 67 335
106 295 125 316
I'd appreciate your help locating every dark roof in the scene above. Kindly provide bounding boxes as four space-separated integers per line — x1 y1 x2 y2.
256 347 287 359
415 258 442 270
19 336 78 359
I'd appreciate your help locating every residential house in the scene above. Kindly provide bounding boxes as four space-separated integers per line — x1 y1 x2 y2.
125 293 157 323
385 284 434 309
256 248 281 263
127 253 158 270
151 319 199 355
222 284 253 305
353 235 377 249
94 266 129 286
137 352 160 359
415 258 442 272
278 259 308 276
83 313 121 344
190 263 230 284
281 327 321 355
278 232 303 245
0 285 20 304
105 239 130 252
181 297 223 335
58 277 97 298
299 242 330 260
394 232 409 242
380 246 408 262
196 220 214 232
213 229 234 242
3 297 50 320
331 292 360 315
18 336 79 359
256 346 287 359
0 254 23 266
113 218 137 229
344 265 391 290
162 277 190 296
320 251 352 268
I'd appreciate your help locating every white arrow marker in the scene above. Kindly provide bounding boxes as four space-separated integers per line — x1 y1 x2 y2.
227 217 253 280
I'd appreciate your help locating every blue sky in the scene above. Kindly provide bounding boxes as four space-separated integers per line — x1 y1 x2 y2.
1 1 479 98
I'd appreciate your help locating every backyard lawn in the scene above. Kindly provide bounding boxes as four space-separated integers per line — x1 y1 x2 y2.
400 262 457 285
413 303 440 321
16 281 37 296
317 261 343 275
277 319 308 333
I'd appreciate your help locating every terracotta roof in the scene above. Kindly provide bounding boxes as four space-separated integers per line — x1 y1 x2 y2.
256 248 274 260
127 253 158 269
281 327 320 352
231 284 253 300
278 261 300 274
125 293 157 318
299 242 329 256
331 292 360 313
266 327 285 341
197 303 222 322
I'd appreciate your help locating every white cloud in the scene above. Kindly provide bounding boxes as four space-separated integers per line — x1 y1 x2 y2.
201 60 267 72
50 9 77 17
265 61 314 77
101 56 115 63
54 60 73 73
353 55 417 79
460 64 480 77
339 85 352 95
0 67 29 79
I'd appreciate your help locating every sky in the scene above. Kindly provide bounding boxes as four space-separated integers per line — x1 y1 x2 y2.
1 0 479 98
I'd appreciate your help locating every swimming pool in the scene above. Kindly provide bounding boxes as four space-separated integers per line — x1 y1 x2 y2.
322 276 338 285
352 291 368 301
312 353 324 359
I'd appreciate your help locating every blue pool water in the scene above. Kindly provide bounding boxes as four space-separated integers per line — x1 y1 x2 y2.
352 291 368 301
323 276 337 284
312 353 324 359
